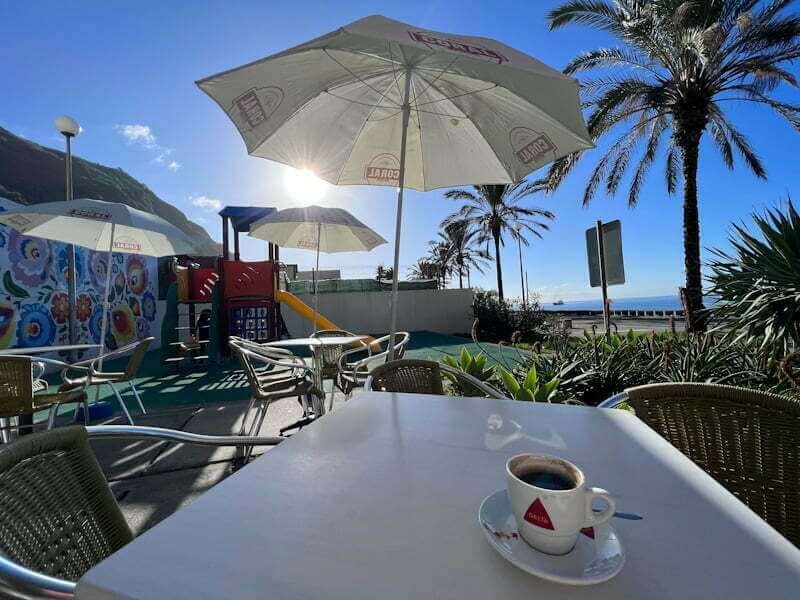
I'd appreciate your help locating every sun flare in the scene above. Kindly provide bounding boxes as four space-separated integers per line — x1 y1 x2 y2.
284 168 328 204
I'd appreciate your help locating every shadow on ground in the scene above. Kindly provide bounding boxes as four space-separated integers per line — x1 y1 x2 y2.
35 331 515 535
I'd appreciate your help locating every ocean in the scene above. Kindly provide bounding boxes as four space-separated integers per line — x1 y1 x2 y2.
542 295 685 312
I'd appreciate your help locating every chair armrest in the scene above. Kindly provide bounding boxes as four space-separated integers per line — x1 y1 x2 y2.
598 391 628 408
248 352 314 377
24 356 81 370
337 344 376 371
437 363 510 400
0 554 75 598
86 425 285 447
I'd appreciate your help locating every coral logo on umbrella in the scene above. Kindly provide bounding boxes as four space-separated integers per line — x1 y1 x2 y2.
69 208 111 221
510 128 557 166
365 154 400 185
112 237 142 252
233 86 284 130
408 30 508 64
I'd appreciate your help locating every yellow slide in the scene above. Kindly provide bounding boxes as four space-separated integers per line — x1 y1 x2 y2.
276 290 379 348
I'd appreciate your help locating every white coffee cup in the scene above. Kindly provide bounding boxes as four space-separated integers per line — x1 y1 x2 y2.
506 453 616 555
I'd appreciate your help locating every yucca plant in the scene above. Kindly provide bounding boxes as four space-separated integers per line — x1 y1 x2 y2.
708 200 800 356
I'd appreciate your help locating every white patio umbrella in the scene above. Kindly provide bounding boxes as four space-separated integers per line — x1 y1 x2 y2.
248 205 386 331
197 14 592 355
0 198 211 363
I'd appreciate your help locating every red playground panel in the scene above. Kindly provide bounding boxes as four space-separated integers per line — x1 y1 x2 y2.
223 260 274 299
189 268 220 302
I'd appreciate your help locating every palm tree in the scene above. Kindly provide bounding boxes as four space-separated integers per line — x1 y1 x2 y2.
375 264 393 282
546 0 800 331
408 259 440 284
444 183 554 300
439 220 492 288
425 239 456 288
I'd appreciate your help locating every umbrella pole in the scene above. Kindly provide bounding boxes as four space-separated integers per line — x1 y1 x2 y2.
388 70 412 360
312 222 321 333
96 222 116 375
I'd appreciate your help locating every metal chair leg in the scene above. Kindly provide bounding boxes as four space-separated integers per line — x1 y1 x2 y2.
129 382 147 415
46 404 60 430
244 401 270 462
238 395 259 437
108 382 135 425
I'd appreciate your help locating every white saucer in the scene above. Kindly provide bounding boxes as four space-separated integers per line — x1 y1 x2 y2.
479 488 625 585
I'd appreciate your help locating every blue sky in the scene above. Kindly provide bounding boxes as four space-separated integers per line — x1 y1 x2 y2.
3 1 799 303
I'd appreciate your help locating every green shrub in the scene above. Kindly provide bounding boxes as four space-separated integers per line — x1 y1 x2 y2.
472 289 546 344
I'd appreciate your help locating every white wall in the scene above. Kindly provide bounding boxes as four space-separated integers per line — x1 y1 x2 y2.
281 288 474 336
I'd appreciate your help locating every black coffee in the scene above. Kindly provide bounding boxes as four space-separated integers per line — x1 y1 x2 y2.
518 470 574 491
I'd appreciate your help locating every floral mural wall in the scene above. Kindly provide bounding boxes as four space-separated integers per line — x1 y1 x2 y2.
0 200 159 353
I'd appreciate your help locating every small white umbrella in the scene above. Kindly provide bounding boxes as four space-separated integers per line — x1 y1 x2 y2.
0 198 211 361
248 205 386 331
198 15 592 354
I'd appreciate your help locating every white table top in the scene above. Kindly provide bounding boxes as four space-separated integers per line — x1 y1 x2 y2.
77 394 800 600
0 344 101 356
263 335 368 347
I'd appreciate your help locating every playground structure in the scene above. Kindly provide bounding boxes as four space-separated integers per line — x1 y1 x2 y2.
160 206 344 367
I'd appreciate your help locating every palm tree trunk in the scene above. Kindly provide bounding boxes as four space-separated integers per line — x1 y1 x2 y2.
679 135 706 332
493 234 504 300
458 261 464 289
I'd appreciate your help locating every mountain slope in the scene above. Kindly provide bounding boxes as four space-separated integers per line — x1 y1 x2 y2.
0 126 219 255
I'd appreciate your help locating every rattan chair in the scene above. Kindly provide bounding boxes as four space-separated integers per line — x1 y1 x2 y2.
335 332 411 398
62 337 153 425
600 382 800 546
365 359 508 399
229 339 323 444
0 424 283 598
0 356 89 440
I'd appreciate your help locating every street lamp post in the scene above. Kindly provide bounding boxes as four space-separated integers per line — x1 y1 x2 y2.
515 224 526 309
54 116 80 359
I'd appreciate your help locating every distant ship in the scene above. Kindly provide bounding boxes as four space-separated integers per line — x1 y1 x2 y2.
552 299 565 306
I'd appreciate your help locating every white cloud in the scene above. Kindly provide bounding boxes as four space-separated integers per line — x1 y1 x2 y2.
114 124 181 172
115 124 156 147
191 195 222 211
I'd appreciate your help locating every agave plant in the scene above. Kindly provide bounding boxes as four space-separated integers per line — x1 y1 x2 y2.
708 200 800 356
499 366 561 403
441 348 498 397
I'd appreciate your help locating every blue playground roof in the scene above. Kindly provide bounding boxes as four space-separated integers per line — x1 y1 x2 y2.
218 206 276 232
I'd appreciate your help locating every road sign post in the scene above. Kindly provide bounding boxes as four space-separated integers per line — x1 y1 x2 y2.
586 220 625 339
595 221 610 337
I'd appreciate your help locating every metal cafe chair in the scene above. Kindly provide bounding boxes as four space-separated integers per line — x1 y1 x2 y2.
0 425 283 598
229 338 323 446
311 328 369 410
365 359 508 399
61 338 153 425
335 331 411 399
601 382 800 546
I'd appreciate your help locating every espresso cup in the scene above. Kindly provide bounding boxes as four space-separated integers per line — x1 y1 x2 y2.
505 453 615 555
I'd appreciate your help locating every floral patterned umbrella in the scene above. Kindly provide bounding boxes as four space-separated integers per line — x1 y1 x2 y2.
0 198 212 359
